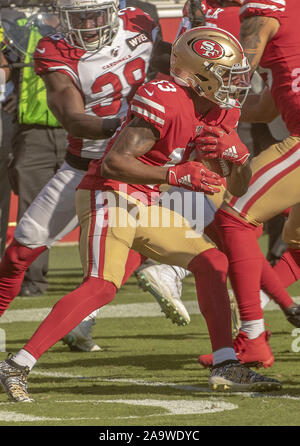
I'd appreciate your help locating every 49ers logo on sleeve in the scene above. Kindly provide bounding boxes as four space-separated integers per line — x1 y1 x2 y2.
192 39 225 59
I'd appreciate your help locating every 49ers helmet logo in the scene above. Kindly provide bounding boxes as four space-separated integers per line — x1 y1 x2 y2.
192 39 225 59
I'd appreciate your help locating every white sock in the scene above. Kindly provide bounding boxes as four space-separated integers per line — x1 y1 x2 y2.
260 290 270 309
134 258 156 273
83 309 100 322
171 266 191 280
12 349 37 370
213 347 237 365
241 319 265 339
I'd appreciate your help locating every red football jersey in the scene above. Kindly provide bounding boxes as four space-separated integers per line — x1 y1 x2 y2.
79 76 240 204
240 0 300 136
178 0 241 40
33 7 158 162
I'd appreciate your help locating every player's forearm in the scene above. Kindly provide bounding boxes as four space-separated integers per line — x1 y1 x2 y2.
61 113 121 140
240 88 279 123
44 73 120 139
239 16 279 75
101 151 168 184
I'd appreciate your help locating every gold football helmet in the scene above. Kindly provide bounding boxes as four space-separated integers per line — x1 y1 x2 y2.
170 26 251 109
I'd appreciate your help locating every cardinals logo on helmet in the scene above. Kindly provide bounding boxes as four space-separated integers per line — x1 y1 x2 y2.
192 39 225 59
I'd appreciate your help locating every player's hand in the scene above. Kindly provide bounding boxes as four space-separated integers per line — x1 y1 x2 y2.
2 93 17 114
195 124 250 165
167 160 222 194
183 0 206 27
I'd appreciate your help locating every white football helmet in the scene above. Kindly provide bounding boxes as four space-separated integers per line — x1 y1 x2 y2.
55 0 120 51
170 26 251 109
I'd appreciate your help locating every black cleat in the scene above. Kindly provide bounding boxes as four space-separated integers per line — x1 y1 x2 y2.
209 360 282 392
284 305 300 328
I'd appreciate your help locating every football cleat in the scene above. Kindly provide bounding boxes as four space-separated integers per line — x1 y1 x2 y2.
198 330 274 369
209 360 282 392
284 304 300 328
62 318 102 352
233 330 274 368
135 264 190 326
0 353 34 402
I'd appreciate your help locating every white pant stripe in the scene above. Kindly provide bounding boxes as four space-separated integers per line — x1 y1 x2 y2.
91 191 105 277
233 148 300 213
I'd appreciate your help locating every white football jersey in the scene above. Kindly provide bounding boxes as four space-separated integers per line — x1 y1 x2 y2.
34 7 158 161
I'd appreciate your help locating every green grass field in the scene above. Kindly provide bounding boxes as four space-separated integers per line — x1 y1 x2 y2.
0 238 300 427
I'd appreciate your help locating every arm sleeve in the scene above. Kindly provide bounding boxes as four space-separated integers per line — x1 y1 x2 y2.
240 0 286 22
129 82 175 139
33 37 80 87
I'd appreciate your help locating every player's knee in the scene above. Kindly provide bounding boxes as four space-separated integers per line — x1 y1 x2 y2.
282 222 300 248
188 248 229 275
3 239 47 272
14 213 49 249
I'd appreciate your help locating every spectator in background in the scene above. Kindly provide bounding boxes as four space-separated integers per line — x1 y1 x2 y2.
2 11 67 296
0 40 12 259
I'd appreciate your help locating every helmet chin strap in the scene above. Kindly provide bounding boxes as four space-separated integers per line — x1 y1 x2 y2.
170 72 190 87
83 39 101 51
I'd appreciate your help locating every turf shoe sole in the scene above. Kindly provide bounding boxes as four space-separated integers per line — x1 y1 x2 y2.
62 318 101 352
284 304 300 328
136 265 190 326
0 353 34 402
209 360 282 392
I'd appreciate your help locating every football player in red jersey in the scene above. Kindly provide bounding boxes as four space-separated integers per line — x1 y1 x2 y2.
198 0 300 369
0 27 283 402
0 0 194 350
178 0 242 40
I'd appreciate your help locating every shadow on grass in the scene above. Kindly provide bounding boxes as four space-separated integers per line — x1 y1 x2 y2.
29 381 212 399
37 351 202 372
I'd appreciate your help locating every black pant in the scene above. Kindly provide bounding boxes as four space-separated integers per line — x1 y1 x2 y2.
10 124 67 293
0 109 13 258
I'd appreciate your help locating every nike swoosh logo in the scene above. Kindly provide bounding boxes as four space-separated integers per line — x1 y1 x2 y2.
36 48 46 54
144 88 154 97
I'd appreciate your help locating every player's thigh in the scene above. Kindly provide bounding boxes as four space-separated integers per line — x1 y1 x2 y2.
14 162 82 248
76 189 137 288
133 202 216 269
282 203 300 248
164 185 225 228
13 128 60 209
224 136 300 225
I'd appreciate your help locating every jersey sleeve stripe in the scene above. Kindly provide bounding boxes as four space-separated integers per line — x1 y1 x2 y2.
267 0 286 5
47 65 80 85
134 94 166 114
131 105 165 126
240 2 285 14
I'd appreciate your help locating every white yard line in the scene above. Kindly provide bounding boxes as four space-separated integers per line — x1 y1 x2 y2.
30 370 300 401
1 297 300 324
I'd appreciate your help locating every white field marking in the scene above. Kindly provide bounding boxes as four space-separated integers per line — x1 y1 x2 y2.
29 370 300 402
0 411 62 422
0 401 237 423
2 296 300 324
55 398 238 416
0 410 112 422
30 369 211 392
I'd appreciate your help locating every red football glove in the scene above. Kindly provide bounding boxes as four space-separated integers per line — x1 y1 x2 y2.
167 161 222 194
195 124 250 165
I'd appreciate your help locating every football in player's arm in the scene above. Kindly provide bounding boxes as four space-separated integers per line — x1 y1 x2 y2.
102 92 252 198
